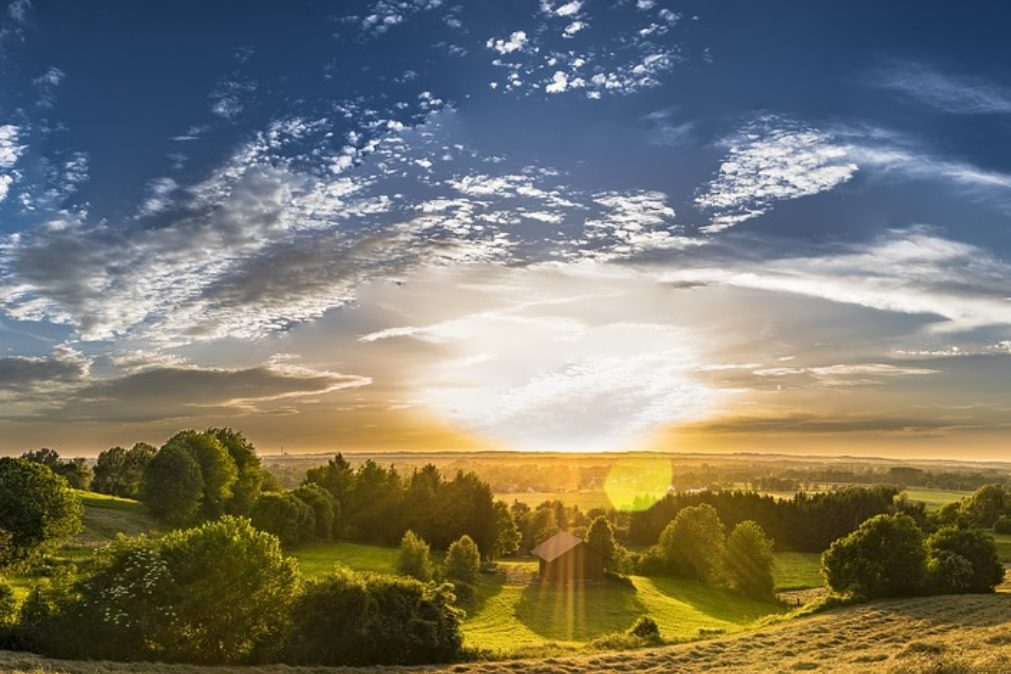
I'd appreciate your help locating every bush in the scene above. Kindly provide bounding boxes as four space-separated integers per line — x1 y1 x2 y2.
251 492 315 546
994 515 1011 534
21 516 300 663
926 527 1004 594
0 458 83 566
444 534 480 585
397 530 434 582
822 513 927 599
722 520 776 600
280 567 463 665
627 615 662 642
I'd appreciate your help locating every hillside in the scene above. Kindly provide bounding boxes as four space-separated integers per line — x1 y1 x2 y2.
1 592 1009 673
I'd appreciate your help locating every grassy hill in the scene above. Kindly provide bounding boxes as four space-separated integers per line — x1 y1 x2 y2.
2 592 1011 672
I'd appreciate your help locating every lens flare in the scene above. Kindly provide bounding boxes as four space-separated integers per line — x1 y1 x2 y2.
603 456 673 511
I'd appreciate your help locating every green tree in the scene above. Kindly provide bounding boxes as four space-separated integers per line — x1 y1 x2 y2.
492 500 521 558
22 517 299 663
926 527 1004 594
163 431 238 518
959 484 1011 528
21 448 92 490
0 458 82 566
586 516 619 571
524 507 559 551
658 503 726 583
822 513 927 599
280 567 463 665
722 520 775 599
209 428 263 515
397 530 434 582
444 534 480 585
141 444 204 524
292 484 337 539
95 443 157 498
251 492 315 546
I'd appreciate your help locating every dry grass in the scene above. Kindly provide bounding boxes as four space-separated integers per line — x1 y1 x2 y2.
6 592 1011 673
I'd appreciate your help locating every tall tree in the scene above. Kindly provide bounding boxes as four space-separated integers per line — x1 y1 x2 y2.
722 520 775 599
208 428 263 516
0 458 83 565
162 431 238 519
141 444 204 524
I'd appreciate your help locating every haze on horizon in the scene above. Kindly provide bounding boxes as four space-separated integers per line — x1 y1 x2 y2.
1 1 1010 460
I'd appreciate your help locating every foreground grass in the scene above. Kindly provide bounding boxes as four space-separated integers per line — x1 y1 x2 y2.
5 592 1011 672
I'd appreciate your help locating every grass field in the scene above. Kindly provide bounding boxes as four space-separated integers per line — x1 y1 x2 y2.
4 592 1011 672
901 488 969 510
772 552 823 591
289 540 784 653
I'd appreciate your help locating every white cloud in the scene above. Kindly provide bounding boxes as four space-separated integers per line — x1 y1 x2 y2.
545 70 568 93
659 228 1011 333
695 117 858 232
486 30 528 55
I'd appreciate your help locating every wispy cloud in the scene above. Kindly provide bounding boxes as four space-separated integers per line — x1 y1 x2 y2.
871 59 1011 114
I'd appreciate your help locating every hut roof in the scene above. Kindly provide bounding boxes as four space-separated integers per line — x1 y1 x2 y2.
530 531 586 562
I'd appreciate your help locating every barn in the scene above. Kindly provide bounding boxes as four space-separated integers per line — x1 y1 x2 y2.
530 531 606 583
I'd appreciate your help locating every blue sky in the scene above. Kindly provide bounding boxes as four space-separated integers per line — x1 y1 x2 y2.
2 0 1011 456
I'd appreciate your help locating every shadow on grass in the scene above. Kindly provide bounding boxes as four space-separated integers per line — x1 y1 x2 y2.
640 575 785 625
515 579 646 641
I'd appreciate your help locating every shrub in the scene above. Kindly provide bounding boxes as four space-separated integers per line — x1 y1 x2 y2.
21 516 300 664
281 567 463 665
397 530 434 582
0 458 83 566
251 492 315 546
926 527 1004 594
722 520 776 600
444 534 480 585
627 615 662 642
822 513 927 599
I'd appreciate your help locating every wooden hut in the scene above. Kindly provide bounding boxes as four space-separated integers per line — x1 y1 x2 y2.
530 531 606 583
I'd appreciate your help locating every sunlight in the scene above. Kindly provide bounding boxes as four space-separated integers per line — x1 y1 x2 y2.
603 456 674 511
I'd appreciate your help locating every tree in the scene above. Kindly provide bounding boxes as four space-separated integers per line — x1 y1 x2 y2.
304 453 354 505
444 535 480 585
209 428 264 515
94 442 156 499
141 444 204 525
0 458 82 566
21 448 92 490
22 517 300 664
397 530 434 582
280 567 463 665
586 516 619 571
524 507 559 551
658 504 726 583
491 500 520 558
722 520 775 599
162 431 237 519
926 527 1004 594
822 513 927 599
251 492 315 546
959 484 1011 529
292 484 337 539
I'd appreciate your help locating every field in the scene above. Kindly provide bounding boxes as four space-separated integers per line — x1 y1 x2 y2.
901 489 970 510
4 592 1011 673
290 541 785 653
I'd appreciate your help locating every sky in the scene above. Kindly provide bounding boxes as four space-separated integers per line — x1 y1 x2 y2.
1 1 1011 458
